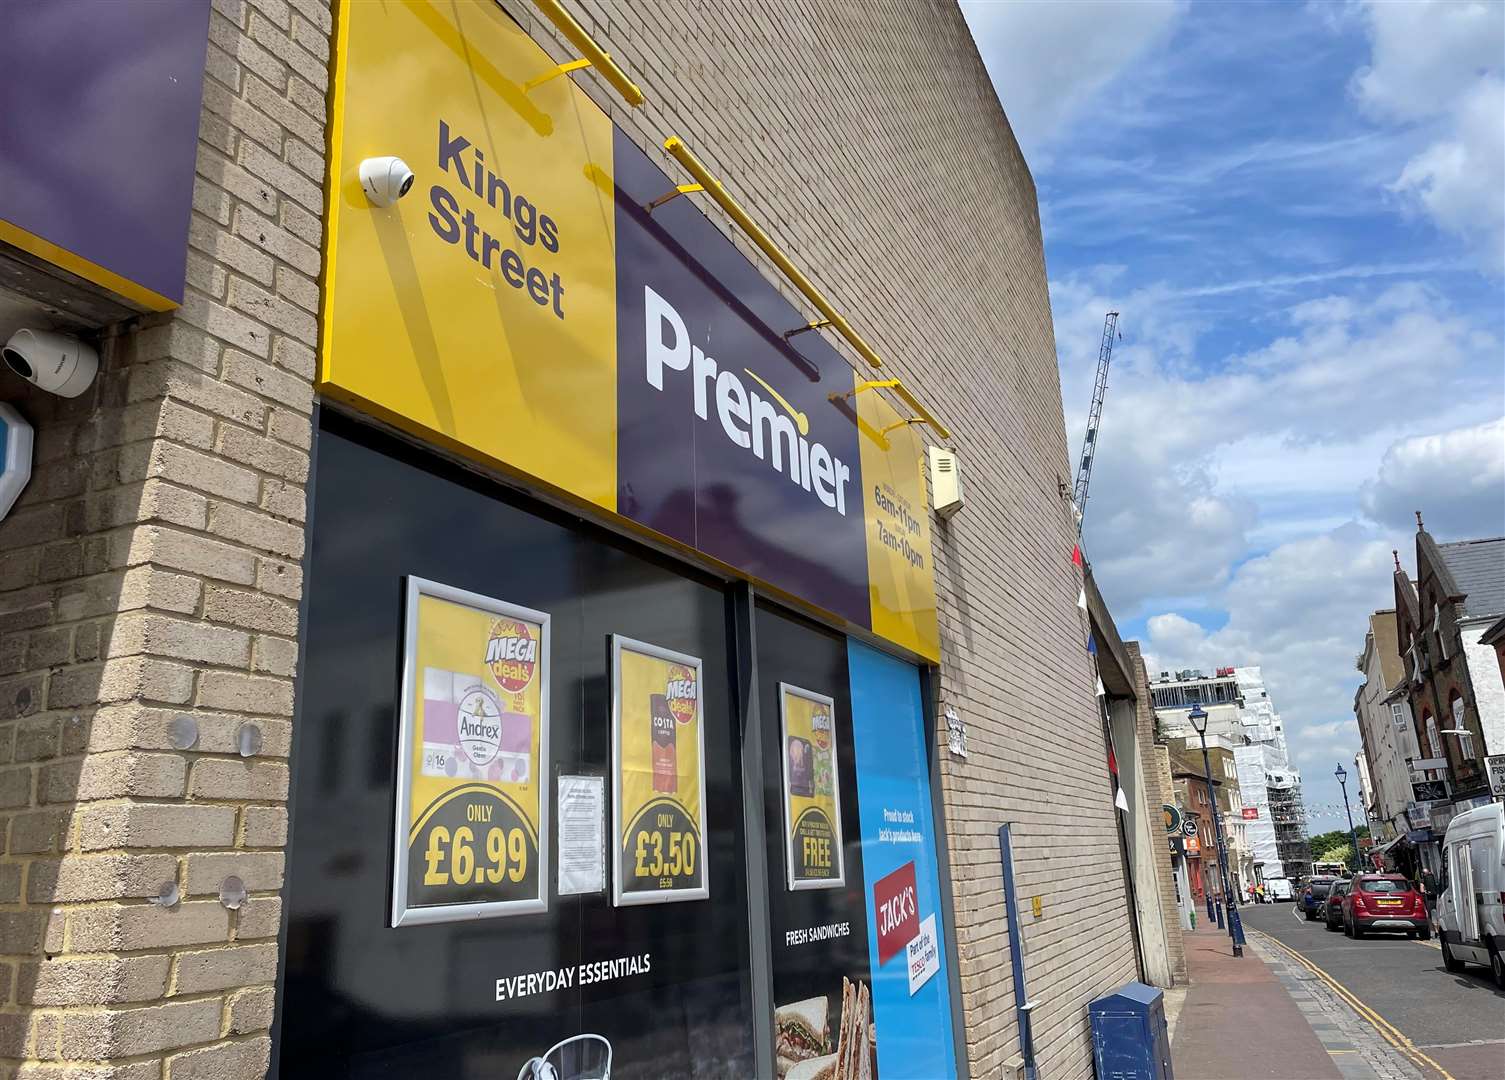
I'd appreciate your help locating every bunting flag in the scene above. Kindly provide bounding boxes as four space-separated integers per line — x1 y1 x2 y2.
1115 788 1130 813
1071 543 1083 567
1096 676 1106 697
1107 746 1118 776
1086 634 1097 655
1077 587 1088 611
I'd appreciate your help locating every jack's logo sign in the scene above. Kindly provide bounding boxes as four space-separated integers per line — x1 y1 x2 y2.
873 860 920 966
319 0 940 660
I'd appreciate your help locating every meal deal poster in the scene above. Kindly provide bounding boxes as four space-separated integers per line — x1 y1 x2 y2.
392 578 549 926
612 636 708 905
320 0 940 664
848 640 958 1078
781 684 846 890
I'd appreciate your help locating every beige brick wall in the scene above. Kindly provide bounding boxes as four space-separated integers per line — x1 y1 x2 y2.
519 2 1142 1075
2 1 1141 1076
0 0 328 1073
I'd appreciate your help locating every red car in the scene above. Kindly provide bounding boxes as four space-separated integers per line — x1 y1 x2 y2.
1341 874 1430 939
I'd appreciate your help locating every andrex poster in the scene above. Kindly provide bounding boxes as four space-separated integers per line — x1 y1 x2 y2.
392 577 549 925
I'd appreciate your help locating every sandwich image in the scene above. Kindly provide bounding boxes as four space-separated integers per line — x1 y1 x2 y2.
774 997 828 1076
833 977 875 1080
778 979 876 1080
785 1054 837 1080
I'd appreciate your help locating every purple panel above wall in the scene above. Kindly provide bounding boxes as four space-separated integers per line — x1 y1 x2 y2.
0 0 213 312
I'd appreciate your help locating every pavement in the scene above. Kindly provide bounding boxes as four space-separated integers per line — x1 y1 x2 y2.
1169 903 1505 1080
1244 901 1505 1080
1172 922 1352 1079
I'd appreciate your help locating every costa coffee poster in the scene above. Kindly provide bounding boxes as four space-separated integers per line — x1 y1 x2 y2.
611 636 708 905
392 578 550 925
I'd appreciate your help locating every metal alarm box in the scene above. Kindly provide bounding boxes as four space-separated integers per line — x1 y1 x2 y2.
1088 981 1173 1080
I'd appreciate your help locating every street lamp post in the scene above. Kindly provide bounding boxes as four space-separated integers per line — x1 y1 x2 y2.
1190 704 1244 957
1335 764 1361 875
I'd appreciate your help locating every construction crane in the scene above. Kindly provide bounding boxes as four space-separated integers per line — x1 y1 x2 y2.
1071 311 1120 537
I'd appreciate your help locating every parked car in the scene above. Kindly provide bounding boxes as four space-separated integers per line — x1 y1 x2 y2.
1323 880 1351 931
1343 874 1429 939
1437 802 1505 988
1300 875 1339 921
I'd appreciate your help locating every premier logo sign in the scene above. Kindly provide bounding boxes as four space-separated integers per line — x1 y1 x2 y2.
642 286 853 517
322 0 939 661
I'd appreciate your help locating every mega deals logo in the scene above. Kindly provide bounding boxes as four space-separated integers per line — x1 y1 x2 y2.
666 664 697 725
810 707 832 751
486 618 539 692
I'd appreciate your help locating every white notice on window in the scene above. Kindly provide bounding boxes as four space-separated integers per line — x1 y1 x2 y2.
906 913 940 995
557 774 605 896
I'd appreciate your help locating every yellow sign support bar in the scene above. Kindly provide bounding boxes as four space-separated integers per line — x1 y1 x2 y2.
834 379 951 440
645 183 705 213
523 57 592 93
663 136 885 371
529 0 644 106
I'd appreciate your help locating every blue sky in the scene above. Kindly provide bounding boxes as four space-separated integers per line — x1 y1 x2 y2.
963 0 1504 827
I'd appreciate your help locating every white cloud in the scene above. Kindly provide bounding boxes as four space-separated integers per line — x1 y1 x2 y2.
1060 276 1499 613
1353 0 1505 272
1140 527 1400 774
1359 417 1505 538
1351 0 1504 119
960 0 1184 165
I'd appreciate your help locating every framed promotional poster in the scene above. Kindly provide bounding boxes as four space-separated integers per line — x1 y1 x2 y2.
611 636 709 906
391 577 550 926
780 683 845 890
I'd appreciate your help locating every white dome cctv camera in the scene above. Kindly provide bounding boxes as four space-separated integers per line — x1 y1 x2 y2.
3 328 99 398
359 156 415 207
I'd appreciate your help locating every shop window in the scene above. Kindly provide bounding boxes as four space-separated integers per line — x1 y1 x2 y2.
1450 694 1475 759
283 416 756 1077
281 415 961 1078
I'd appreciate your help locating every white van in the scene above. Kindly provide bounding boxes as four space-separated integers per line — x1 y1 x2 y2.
1438 802 1505 988
1264 877 1294 902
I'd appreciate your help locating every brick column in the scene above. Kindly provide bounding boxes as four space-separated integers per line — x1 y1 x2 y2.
0 0 329 1074
1126 642 1187 984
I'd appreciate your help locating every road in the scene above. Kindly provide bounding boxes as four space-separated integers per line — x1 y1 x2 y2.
1240 901 1505 1080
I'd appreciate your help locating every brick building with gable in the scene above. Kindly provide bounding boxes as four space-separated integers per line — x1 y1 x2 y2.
1392 516 1505 869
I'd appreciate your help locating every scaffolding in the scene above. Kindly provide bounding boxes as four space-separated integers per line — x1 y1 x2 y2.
1269 781 1312 879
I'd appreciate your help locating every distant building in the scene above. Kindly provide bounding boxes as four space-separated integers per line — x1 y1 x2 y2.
1169 755 1221 908
1167 735 1252 898
1352 610 1420 857
1392 522 1504 863
1152 666 1310 883
1354 749 1375 832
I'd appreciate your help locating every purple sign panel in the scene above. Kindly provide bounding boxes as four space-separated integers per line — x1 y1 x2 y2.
613 130 870 627
0 0 211 310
